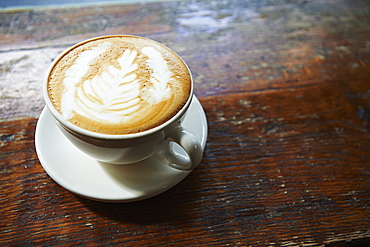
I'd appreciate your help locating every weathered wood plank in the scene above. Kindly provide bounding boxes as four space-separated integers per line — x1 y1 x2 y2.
2 65 370 245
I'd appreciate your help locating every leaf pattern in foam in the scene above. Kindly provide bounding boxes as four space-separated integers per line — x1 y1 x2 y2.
142 47 172 105
61 42 111 120
73 49 141 123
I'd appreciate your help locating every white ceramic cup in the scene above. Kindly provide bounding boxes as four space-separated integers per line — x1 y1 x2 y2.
43 36 203 171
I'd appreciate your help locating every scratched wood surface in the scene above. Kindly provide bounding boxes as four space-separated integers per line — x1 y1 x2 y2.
1 0 370 246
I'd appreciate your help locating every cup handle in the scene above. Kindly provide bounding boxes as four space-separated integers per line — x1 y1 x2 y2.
155 122 203 171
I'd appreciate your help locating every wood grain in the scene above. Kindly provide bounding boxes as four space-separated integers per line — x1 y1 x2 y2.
1 0 370 246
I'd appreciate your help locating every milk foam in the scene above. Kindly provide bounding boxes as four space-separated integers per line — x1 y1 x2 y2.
141 46 172 105
48 36 191 134
61 44 173 124
61 42 111 120
68 48 141 123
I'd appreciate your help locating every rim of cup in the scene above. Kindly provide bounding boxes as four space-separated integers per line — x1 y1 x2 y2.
43 35 194 140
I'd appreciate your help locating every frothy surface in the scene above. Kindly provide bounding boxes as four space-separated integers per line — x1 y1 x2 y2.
47 36 191 134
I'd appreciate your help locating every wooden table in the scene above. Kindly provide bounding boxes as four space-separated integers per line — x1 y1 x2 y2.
1 0 369 246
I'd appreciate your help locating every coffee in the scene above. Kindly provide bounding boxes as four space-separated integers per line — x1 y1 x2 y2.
47 36 191 134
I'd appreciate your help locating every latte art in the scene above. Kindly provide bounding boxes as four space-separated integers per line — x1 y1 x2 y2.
68 47 141 123
141 47 172 106
47 36 191 134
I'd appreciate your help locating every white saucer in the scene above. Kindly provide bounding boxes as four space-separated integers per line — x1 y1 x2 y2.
35 96 207 203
